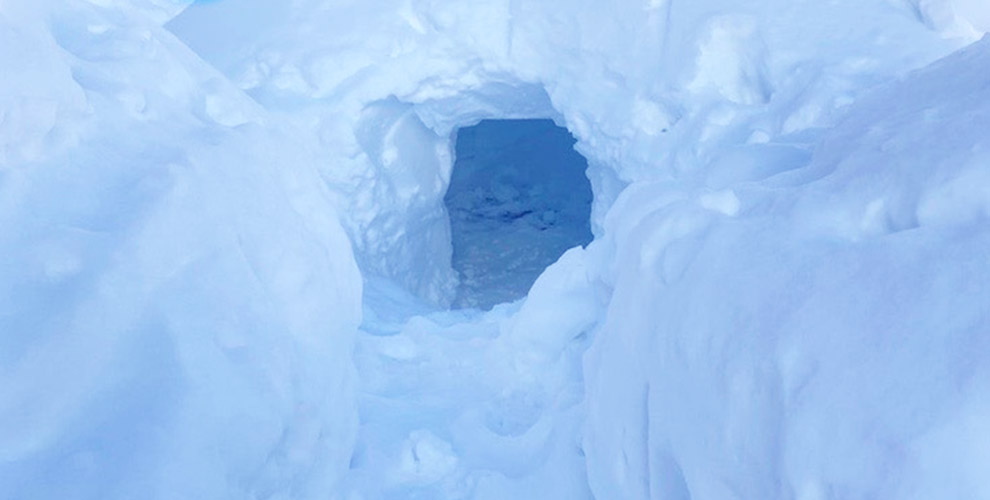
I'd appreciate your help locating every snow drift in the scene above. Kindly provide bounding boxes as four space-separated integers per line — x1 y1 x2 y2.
582 36 990 498
1 1 360 497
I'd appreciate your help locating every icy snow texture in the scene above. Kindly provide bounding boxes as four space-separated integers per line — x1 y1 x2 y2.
3 0 990 498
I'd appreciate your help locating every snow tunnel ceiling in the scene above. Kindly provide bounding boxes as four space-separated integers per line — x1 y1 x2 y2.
445 119 593 310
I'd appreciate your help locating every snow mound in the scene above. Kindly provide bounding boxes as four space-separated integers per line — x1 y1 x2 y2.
1 1 360 497
582 36 990 499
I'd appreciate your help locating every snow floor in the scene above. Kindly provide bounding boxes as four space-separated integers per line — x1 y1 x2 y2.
345 276 592 498
445 120 593 310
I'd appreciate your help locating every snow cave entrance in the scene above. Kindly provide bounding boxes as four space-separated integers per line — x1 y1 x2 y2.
445 119 593 309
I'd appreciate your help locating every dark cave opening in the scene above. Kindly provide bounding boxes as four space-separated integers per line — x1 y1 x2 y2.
444 119 593 309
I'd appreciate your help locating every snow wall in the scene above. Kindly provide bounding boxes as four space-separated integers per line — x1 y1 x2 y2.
3 0 990 498
1 1 361 497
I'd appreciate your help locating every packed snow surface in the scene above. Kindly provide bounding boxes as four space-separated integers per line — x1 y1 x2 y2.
2 0 990 498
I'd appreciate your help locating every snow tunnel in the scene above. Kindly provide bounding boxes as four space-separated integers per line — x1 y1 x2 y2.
445 119 594 309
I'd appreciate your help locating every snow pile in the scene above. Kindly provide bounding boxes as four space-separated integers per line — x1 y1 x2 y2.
582 36 990 499
1 1 360 497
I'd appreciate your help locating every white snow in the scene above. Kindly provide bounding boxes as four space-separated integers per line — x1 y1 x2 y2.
1 1 360 497
3 0 990 498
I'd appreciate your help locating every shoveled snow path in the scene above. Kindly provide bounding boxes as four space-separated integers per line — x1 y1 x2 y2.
343 277 593 499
